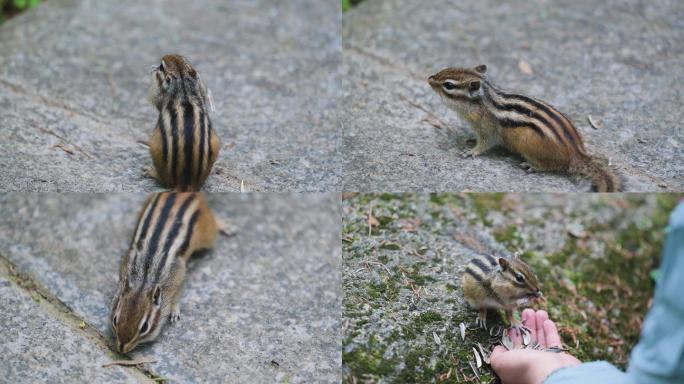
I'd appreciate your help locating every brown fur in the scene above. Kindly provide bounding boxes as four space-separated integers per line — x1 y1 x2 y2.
428 65 622 192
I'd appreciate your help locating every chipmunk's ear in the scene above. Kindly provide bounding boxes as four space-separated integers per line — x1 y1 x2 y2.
152 285 162 307
497 257 509 271
468 80 481 93
474 64 487 74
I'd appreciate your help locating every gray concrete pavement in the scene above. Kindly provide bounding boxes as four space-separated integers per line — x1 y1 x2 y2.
0 193 341 383
342 0 683 191
0 0 341 192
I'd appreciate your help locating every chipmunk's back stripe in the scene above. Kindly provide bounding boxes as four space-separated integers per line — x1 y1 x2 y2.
498 117 546 138
197 110 206 187
143 193 177 283
129 193 162 280
182 102 195 187
135 193 161 251
177 209 201 257
500 91 581 149
169 102 180 186
157 115 168 164
484 254 498 267
471 257 491 273
465 267 483 282
155 194 197 281
484 86 555 141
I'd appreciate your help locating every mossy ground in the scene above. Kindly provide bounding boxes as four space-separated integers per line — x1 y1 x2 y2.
342 193 682 383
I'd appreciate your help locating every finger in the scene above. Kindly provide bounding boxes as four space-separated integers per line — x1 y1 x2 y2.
521 308 537 342
535 310 549 347
489 345 509 369
544 320 562 349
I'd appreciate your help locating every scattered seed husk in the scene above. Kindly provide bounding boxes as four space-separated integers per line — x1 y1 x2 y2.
102 357 157 368
472 347 482 368
587 115 601 129
433 331 441 345
489 325 502 337
468 359 480 380
545 346 570 353
476 343 490 364
522 329 531 346
460 322 466 341
502 333 514 351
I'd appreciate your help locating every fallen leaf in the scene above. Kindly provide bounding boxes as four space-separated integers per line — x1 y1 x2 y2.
54 143 75 155
519 60 533 75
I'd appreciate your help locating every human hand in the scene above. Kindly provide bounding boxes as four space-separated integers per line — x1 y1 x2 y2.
490 309 581 384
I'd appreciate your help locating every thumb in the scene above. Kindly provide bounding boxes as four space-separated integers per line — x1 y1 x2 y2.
490 345 508 365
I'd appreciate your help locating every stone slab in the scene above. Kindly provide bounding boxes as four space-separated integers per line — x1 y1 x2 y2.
0 193 341 383
342 0 683 191
0 0 341 192
0 274 146 383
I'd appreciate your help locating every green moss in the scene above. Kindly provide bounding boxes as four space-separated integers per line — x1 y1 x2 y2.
368 276 400 302
343 193 683 381
343 335 396 377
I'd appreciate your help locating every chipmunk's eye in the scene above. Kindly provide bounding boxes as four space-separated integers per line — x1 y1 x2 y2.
443 81 457 90
158 63 164 72
140 319 149 335
112 314 118 326
515 273 525 283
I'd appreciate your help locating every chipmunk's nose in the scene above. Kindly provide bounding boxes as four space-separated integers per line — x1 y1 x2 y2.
535 290 543 298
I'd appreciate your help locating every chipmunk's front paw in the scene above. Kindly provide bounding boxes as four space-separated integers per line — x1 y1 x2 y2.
142 166 160 181
170 305 181 323
519 162 536 173
461 148 477 158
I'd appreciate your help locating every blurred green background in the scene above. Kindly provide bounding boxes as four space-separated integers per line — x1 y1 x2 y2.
1 0 42 24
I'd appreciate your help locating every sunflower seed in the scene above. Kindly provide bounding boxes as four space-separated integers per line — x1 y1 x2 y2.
476 343 490 364
522 328 531 346
489 325 502 337
460 322 466 341
433 331 441 345
468 360 480 380
545 346 570 353
502 332 513 351
474 347 483 368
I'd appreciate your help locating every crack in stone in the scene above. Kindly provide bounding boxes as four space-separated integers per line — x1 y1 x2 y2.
0 253 164 382
0 79 107 125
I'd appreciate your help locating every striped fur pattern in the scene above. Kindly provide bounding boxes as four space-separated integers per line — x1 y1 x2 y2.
110 192 218 353
428 65 621 192
148 54 220 192
461 255 542 328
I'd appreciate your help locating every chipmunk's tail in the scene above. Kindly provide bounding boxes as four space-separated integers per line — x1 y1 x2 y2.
570 154 622 192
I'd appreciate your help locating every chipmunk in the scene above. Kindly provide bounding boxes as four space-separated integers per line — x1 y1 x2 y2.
428 65 621 192
461 254 542 331
110 191 219 353
147 54 220 191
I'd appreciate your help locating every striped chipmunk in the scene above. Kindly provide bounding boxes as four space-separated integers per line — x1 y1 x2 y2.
147 54 220 191
461 254 542 332
428 65 621 192
110 192 220 353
